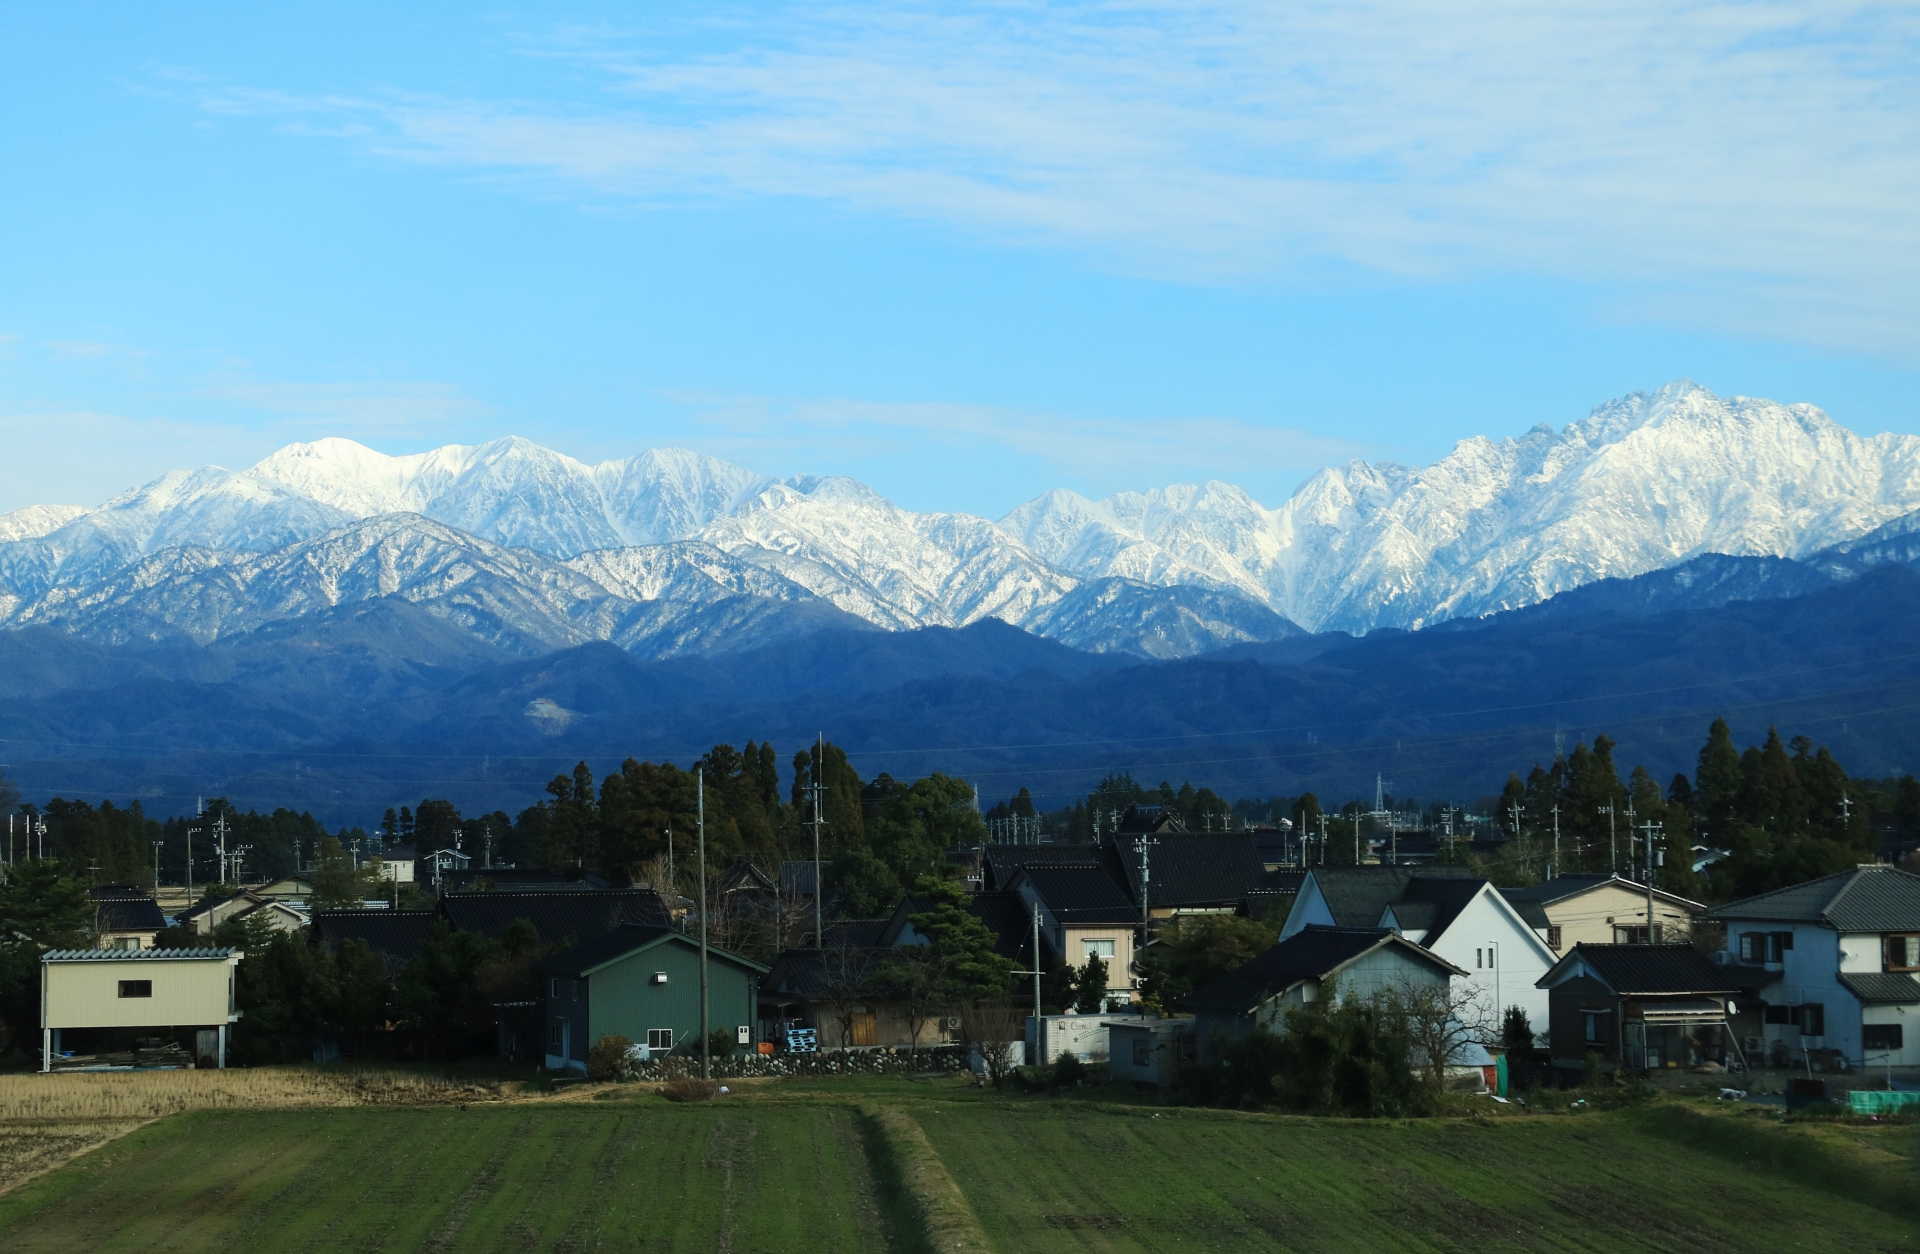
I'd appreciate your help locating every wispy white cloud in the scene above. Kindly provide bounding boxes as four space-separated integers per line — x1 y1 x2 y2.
667 389 1376 508
197 2 1920 355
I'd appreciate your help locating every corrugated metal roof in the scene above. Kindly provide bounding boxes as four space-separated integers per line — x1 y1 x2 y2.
1839 971 1920 1005
42 947 237 961
1706 865 1920 931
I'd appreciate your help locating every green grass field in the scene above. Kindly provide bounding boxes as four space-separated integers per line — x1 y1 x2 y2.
0 1079 1911 1253
0 1104 897 1253
915 1101 1914 1253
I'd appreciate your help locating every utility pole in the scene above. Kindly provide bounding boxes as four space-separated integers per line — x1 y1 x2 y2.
1031 903 1042 1025
1353 812 1362 864
1640 820 1663 942
1317 813 1328 865
1133 835 1159 926
811 733 825 950
34 813 46 861
152 840 163 891
697 767 710 1082
1598 804 1616 873
1550 804 1561 880
664 825 674 905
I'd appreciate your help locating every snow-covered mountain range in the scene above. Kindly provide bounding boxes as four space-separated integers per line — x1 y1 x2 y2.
3 380 1917 659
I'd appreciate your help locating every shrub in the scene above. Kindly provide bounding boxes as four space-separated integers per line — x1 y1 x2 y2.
660 1077 720 1103
1051 1051 1087 1089
588 1034 637 1082
705 1028 738 1061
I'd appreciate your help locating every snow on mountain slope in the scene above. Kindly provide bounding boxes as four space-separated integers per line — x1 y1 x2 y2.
0 468 357 606
691 477 1077 629
9 514 626 652
249 437 773 553
0 504 89 544
1021 577 1306 658
1000 381 1920 632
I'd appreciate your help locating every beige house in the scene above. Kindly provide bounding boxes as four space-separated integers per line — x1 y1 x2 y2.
179 891 308 936
41 947 243 1070
1502 874 1705 952
90 887 168 951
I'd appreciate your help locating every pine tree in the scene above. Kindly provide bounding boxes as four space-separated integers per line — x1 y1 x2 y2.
1695 719 1743 827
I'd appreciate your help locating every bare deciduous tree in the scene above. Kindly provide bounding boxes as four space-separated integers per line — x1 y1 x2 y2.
960 999 1027 1089
1382 978 1496 1092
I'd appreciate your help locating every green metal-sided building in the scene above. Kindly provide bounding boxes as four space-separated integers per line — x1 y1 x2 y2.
536 923 768 1071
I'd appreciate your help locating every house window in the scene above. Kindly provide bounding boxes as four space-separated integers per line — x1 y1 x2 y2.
1797 1004 1825 1037
1475 949 1483 969
117 979 152 998
1613 925 1664 944
1583 1013 1604 1044
1547 926 1563 951
548 1022 563 1047
1886 935 1920 972
114 937 141 951
1132 1038 1151 1066
647 1028 674 1052
1864 1024 1904 1051
550 977 560 999
1083 938 1116 961
1763 1003 1794 1025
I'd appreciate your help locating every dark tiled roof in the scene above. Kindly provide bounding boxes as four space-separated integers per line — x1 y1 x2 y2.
764 946 905 998
96 897 167 933
89 884 150 899
981 843 1114 891
970 890 1041 964
536 923 768 979
1707 865 1920 931
1304 866 1484 940
311 911 439 963
1499 874 1615 905
1185 926 1453 1013
438 889 670 946
1839 972 1920 1005
1116 836 1267 910
804 919 889 948
1511 900 1552 932
437 869 609 893
177 892 248 921
1551 944 1739 995
781 861 821 896
1019 864 1140 925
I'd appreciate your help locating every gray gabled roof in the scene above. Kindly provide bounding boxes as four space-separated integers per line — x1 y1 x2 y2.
1839 972 1920 1005
1185 926 1463 1014
1706 865 1920 931
1539 944 1738 995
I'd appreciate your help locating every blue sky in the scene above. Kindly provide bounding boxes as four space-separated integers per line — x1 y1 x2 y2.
2 1 1917 517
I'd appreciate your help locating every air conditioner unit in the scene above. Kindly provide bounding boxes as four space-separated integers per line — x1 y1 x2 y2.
651 971 668 985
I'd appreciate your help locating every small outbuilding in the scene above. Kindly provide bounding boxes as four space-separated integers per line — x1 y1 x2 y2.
1537 943 1744 1077
40 947 243 1070
1107 1018 1192 1087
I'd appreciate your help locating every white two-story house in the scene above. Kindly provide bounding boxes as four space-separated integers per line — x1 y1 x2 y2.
1707 864 1920 1070
1279 866 1560 1043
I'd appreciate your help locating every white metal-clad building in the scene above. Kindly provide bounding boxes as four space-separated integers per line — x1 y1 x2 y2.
40 947 243 1071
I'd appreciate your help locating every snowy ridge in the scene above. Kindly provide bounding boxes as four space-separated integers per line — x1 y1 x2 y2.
1000 381 1920 631
2 381 1916 655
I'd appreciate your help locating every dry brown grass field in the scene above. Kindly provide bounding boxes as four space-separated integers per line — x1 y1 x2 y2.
0 1067 501 1195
